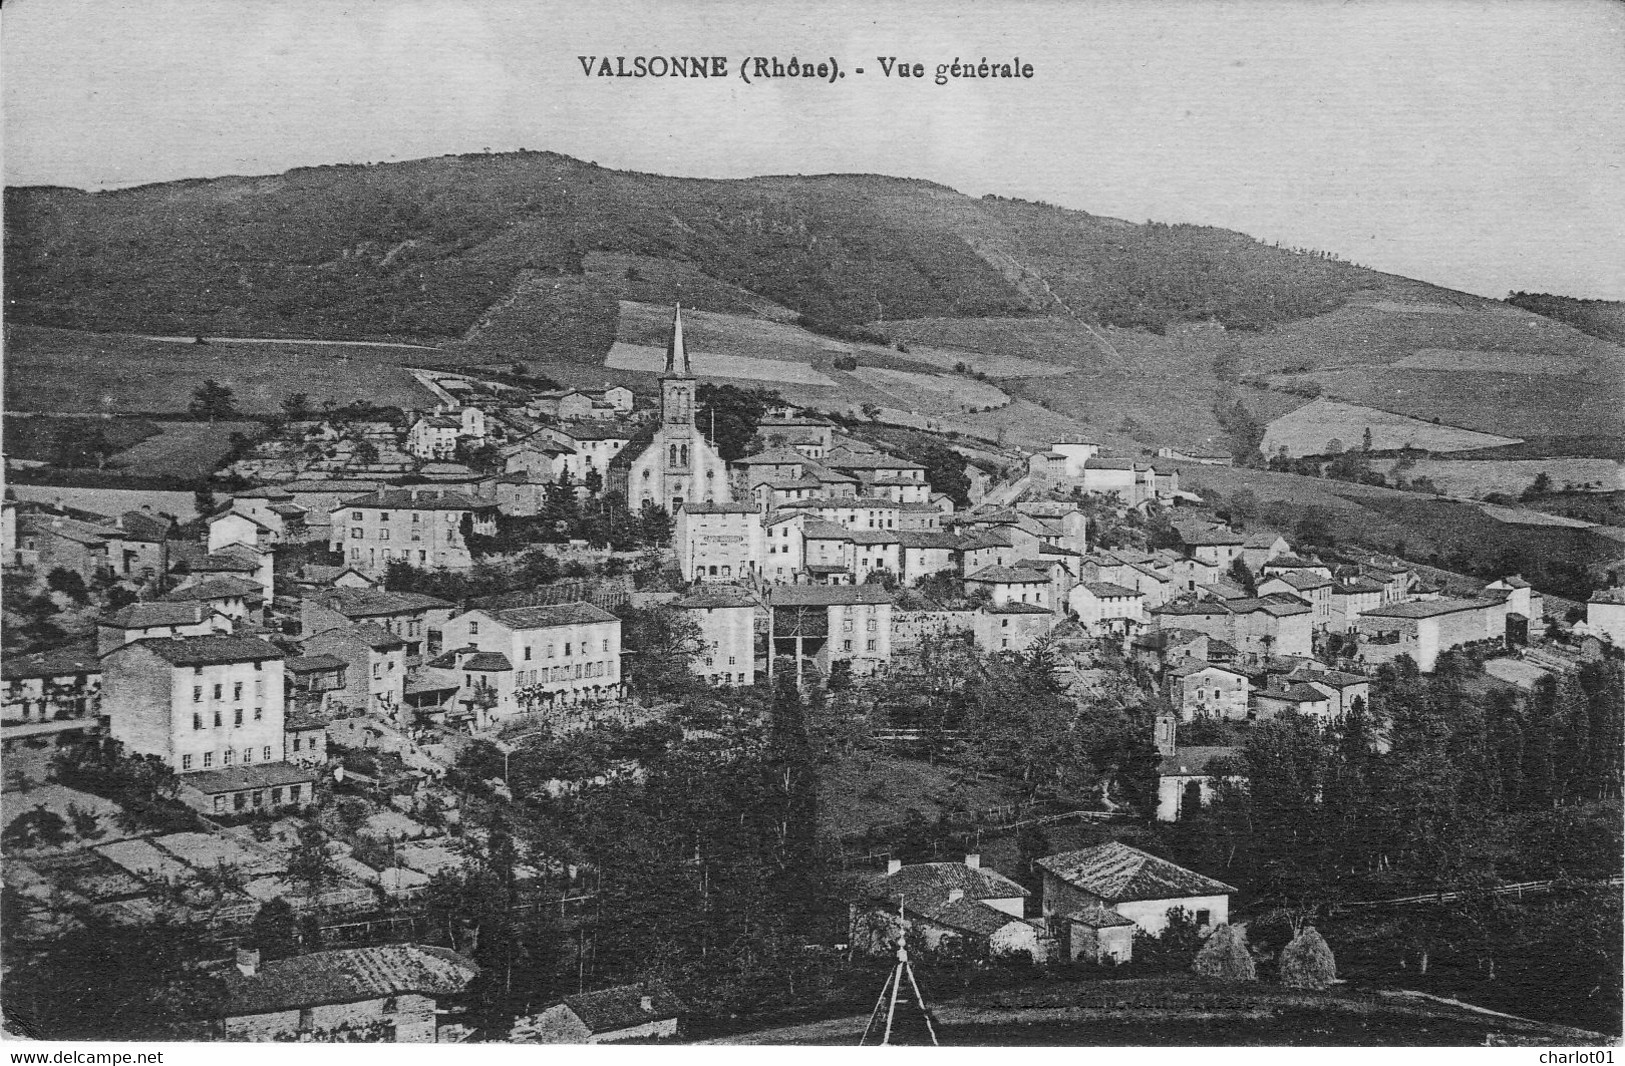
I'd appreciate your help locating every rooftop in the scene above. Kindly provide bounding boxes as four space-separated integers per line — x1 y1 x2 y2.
118 635 283 668
181 761 317 795
1159 746 1243 776
161 577 264 603
965 565 1050 584
308 587 452 617
100 602 209 630
336 489 496 512
673 586 760 610
1080 581 1141 598
463 652 513 672
487 602 620 629
1361 597 1495 620
221 944 477 1017
1 640 102 681
561 981 684 1033
1036 841 1236 903
768 585 894 607
680 501 760 515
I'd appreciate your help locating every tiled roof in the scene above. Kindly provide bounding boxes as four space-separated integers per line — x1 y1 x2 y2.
562 981 684 1034
101 602 209 629
1037 842 1235 902
1270 571 1332 591
1589 587 1625 605
680 501 759 515
895 531 963 550
119 510 174 542
221 945 478 1016
1063 904 1137 929
336 489 495 511
735 447 809 466
1263 555 1326 569
965 566 1049 584
1 640 101 680
801 520 854 540
310 588 453 617
1081 582 1140 598
1334 579 1386 595
192 545 263 573
862 861 1029 909
849 530 901 545
673 586 760 610
463 652 513 672
488 602 620 629
983 602 1053 615
552 420 636 441
119 635 283 667
1256 682 1329 703
285 653 347 674
161 576 263 603
1175 523 1246 546
768 585 894 607
182 761 316 795
1361 597 1491 619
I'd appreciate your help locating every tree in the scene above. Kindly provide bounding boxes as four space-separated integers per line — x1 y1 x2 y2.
246 897 301 961
287 823 336 901
2 805 73 850
695 384 781 461
638 502 673 548
1227 556 1258 596
193 484 217 517
188 379 237 421
281 393 313 421
45 568 90 605
615 604 705 704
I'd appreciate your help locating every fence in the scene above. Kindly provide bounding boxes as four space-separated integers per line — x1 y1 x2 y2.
1337 875 1624 909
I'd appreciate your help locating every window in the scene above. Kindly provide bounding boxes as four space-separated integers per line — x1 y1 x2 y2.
264 746 272 760
351 528 363 539
213 795 226 813
212 683 223 700
728 656 736 665
193 685 203 703
243 747 253 764
867 619 878 633
373 662 381 679
182 754 193 770
289 784 302 803
411 512 420 524
293 737 302 752
842 640 852 652
271 787 283 805
705 657 714 668
233 682 243 701
252 789 264 807
867 639 877 652
193 712 202 730
564 642 572 656
602 639 609 652
214 709 222 727
234 792 247 811
379 512 391 522
234 708 243 727
352 511 363 521
254 706 262 720
203 752 213 768
469 621 479 636
223 749 234 765
524 646 532 661
1196 909 1211 927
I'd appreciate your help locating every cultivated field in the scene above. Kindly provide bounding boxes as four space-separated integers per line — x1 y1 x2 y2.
605 341 839 386
1395 347 1599 376
1261 398 1521 457
7 484 208 519
849 365 1009 411
106 421 262 479
5 325 440 415
1376 457 1625 498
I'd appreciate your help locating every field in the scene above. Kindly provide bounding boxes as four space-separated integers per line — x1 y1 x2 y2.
7 484 202 519
1 416 159 463
107 420 262 479
1261 399 1521 457
1375 457 1625 498
605 340 839 386
1394 347 1598 376
850 366 1009 411
4 325 440 415
819 753 1015 839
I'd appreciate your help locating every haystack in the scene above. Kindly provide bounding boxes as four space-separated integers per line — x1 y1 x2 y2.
1192 923 1257 981
1278 925 1337 990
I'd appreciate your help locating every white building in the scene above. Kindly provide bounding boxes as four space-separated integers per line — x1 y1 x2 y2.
408 405 485 460
1038 841 1234 937
1068 581 1147 634
329 487 498 575
673 586 759 685
440 602 623 721
675 502 762 583
965 565 1052 609
1587 587 1625 646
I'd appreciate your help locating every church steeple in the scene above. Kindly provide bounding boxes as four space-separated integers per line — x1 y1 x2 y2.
663 302 691 378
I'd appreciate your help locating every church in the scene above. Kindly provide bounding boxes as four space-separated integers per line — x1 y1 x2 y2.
611 304 732 512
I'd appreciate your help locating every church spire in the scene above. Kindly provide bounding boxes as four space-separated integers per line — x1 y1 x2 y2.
663 302 691 377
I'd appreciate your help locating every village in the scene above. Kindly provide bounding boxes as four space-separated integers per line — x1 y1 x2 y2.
3 303 1621 1044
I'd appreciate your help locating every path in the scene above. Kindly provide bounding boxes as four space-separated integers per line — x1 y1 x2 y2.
136 334 445 351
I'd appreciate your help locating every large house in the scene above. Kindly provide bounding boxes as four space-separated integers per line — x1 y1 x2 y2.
2 641 104 754
440 603 623 721
329 487 498 576
766 585 894 683
1587 587 1625 647
673 585 759 686
674 502 762 583
100 635 316 814
302 624 409 723
407 405 485 460
1069 581 1146 635
1037 841 1235 937
1353 597 1505 672
1166 659 1249 721
300 587 454 664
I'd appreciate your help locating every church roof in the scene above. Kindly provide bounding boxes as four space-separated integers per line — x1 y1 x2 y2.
663 303 692 377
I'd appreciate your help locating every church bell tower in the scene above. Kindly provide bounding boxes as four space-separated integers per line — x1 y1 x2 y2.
661 303 694 426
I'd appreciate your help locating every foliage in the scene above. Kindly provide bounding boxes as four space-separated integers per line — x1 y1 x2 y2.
1131 906 1205 972
246 897 302 961
695 384 782 461
45 568 89 605
614 603 707 704
2 805 73 850
287 822 338 900
2 912 222 1039
187 379 238 421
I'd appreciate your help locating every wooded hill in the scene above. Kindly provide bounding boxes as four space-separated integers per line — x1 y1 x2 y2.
5 151 1376 346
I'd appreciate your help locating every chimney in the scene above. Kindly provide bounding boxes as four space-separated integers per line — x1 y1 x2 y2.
948 888 964 902
963 854 980 870
640 995 654 1013
886 858 902 876
235 947 260 977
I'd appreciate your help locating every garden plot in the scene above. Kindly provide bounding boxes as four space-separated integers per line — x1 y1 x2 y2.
31 851 153 901
152 830 285 876
95 838 193 882
396 839 471 877
362 809 433 841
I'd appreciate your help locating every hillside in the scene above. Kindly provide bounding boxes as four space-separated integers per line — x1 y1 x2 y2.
6 151 1619 457
5 151 1379 343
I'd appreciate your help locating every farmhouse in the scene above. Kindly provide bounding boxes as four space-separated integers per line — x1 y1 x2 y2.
1166 659 1249 721
329 488 498 576
1354 597 1505 672
512 982 683 1044
766 584 894 682
851 856 1041 961
1068 581 1146 635
673 585 758 685
1038 841 1234 937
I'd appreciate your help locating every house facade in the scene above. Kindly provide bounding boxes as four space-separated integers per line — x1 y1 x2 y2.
1038 841 1234 937
440 603 623 719
329 488 498 576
